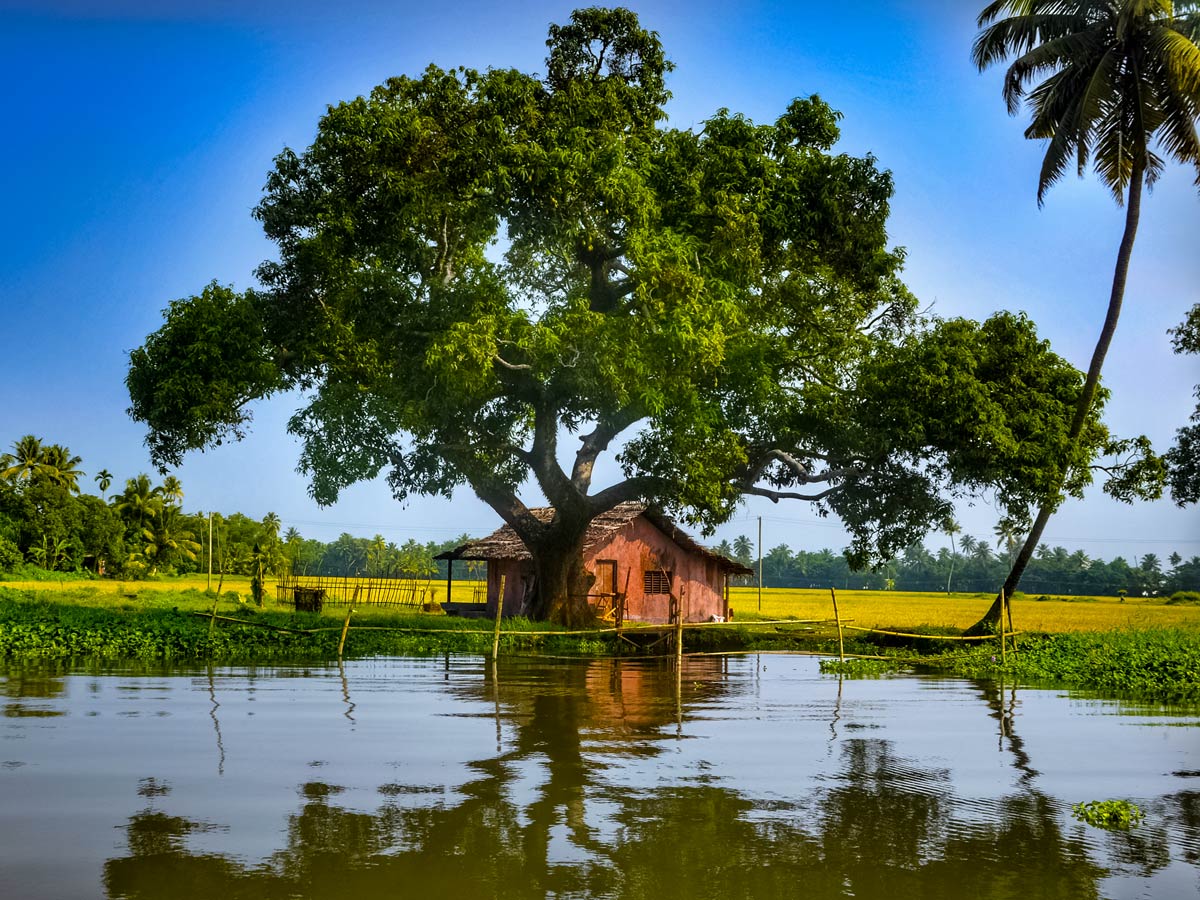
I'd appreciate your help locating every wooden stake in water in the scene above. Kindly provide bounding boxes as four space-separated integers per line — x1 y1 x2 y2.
830 587 844 662
338 606 354 658
207 592 220 637
675 597 684 666
492 575 506 660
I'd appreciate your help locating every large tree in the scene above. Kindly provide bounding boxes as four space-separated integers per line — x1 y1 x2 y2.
1165 303 1200 504
971 0 1200 626
129 7 1113 623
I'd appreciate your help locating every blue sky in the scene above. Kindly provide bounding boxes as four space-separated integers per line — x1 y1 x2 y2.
1 0 1196 563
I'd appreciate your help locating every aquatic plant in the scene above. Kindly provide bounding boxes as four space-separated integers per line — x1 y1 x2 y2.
1071 800 1145 831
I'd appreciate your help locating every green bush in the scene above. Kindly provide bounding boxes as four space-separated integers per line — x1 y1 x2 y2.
0 537 22 572
1166 591 1200 605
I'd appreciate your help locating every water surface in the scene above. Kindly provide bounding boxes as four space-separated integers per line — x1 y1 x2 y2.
1 655 1197 899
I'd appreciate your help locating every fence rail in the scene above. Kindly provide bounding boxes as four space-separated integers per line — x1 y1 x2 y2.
276 573 438 610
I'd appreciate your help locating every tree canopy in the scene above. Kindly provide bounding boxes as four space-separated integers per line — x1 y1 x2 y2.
128 7 1118 622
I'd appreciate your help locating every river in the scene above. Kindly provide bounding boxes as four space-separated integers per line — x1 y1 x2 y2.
1 654 1197 899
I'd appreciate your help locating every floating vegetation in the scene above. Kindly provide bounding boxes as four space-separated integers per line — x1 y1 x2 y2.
1071 800 1145 830
818 657 909 677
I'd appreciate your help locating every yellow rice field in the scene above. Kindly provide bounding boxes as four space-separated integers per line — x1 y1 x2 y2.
727 587 1200 633
4 577 1197 634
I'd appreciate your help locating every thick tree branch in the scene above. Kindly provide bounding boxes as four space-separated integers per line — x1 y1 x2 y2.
740 484 842 503
570 408 643 492
472 480 547 539
586 475 664 514
529 401 583 514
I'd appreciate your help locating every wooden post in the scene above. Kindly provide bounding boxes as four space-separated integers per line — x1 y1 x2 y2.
207 512 213 594
492 574 506 660
207 591 220 637
830 587 844 662
338 606 354 658
999 588 1007 666
674 590 684 666
446 558 453 607
757 515 763 612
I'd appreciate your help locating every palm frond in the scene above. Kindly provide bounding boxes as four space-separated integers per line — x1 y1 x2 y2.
975 13 1095 77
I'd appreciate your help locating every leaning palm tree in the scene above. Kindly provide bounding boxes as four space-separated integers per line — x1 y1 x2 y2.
971 0 1200 628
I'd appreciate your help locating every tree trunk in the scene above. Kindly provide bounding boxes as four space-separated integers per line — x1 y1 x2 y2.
967 163 1144 634
527 528 596 626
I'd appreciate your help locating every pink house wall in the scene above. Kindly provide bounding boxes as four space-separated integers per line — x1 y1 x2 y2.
485 516 729 623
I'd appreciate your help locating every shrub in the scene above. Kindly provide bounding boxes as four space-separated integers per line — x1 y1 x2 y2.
0 537 22 572
1166 591 1200 605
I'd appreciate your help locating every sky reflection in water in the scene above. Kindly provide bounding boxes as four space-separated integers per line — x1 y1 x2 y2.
1 655 1197 900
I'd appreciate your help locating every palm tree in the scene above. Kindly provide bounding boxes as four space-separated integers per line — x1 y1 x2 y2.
971 0 1200 627
160 475 184 507
40 444 84 493
115 475 163 534
994 518 1022 567
261 512 282 541
945 520 961 593
140 506 201 575
0 435 45 485
94 469 114 500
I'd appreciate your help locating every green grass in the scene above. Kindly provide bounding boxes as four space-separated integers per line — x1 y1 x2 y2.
914 628 1200 699
2 586 1198 701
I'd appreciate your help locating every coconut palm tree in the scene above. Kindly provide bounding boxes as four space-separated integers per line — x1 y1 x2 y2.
945 520 961 593
0 435 45 485
115 475 163 534
160 475 184 507
140 506 201 575
971 0 1200 626
40 444 84 493
261 512 282 541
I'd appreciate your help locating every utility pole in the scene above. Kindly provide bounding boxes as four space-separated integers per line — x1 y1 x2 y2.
757 515 763 612
207 512 213 593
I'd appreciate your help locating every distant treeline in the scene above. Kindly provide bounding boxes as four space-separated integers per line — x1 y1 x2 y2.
0 434 474 582
717 536 1199 596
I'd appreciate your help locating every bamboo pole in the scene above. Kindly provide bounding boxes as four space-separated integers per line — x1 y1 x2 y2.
757 516 763 612
207 592 220 637
338 605 355 658
674 589 684 666
830 587 844 662
999 588 1007 666
492 574 506 660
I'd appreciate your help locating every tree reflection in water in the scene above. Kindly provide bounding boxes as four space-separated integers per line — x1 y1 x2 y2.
103 659 1165 900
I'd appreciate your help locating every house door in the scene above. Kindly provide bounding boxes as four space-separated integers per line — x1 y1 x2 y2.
592 560 618 620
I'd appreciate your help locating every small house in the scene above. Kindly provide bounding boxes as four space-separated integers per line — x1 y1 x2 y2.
436 502 752 623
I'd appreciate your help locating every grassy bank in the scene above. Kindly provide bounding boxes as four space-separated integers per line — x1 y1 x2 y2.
2 584 1198 700
727 586 1200 632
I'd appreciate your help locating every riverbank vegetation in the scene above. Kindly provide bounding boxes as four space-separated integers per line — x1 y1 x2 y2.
3 583 1197 699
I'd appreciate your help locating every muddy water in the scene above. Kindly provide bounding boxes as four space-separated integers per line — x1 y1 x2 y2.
1 655 1197 899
